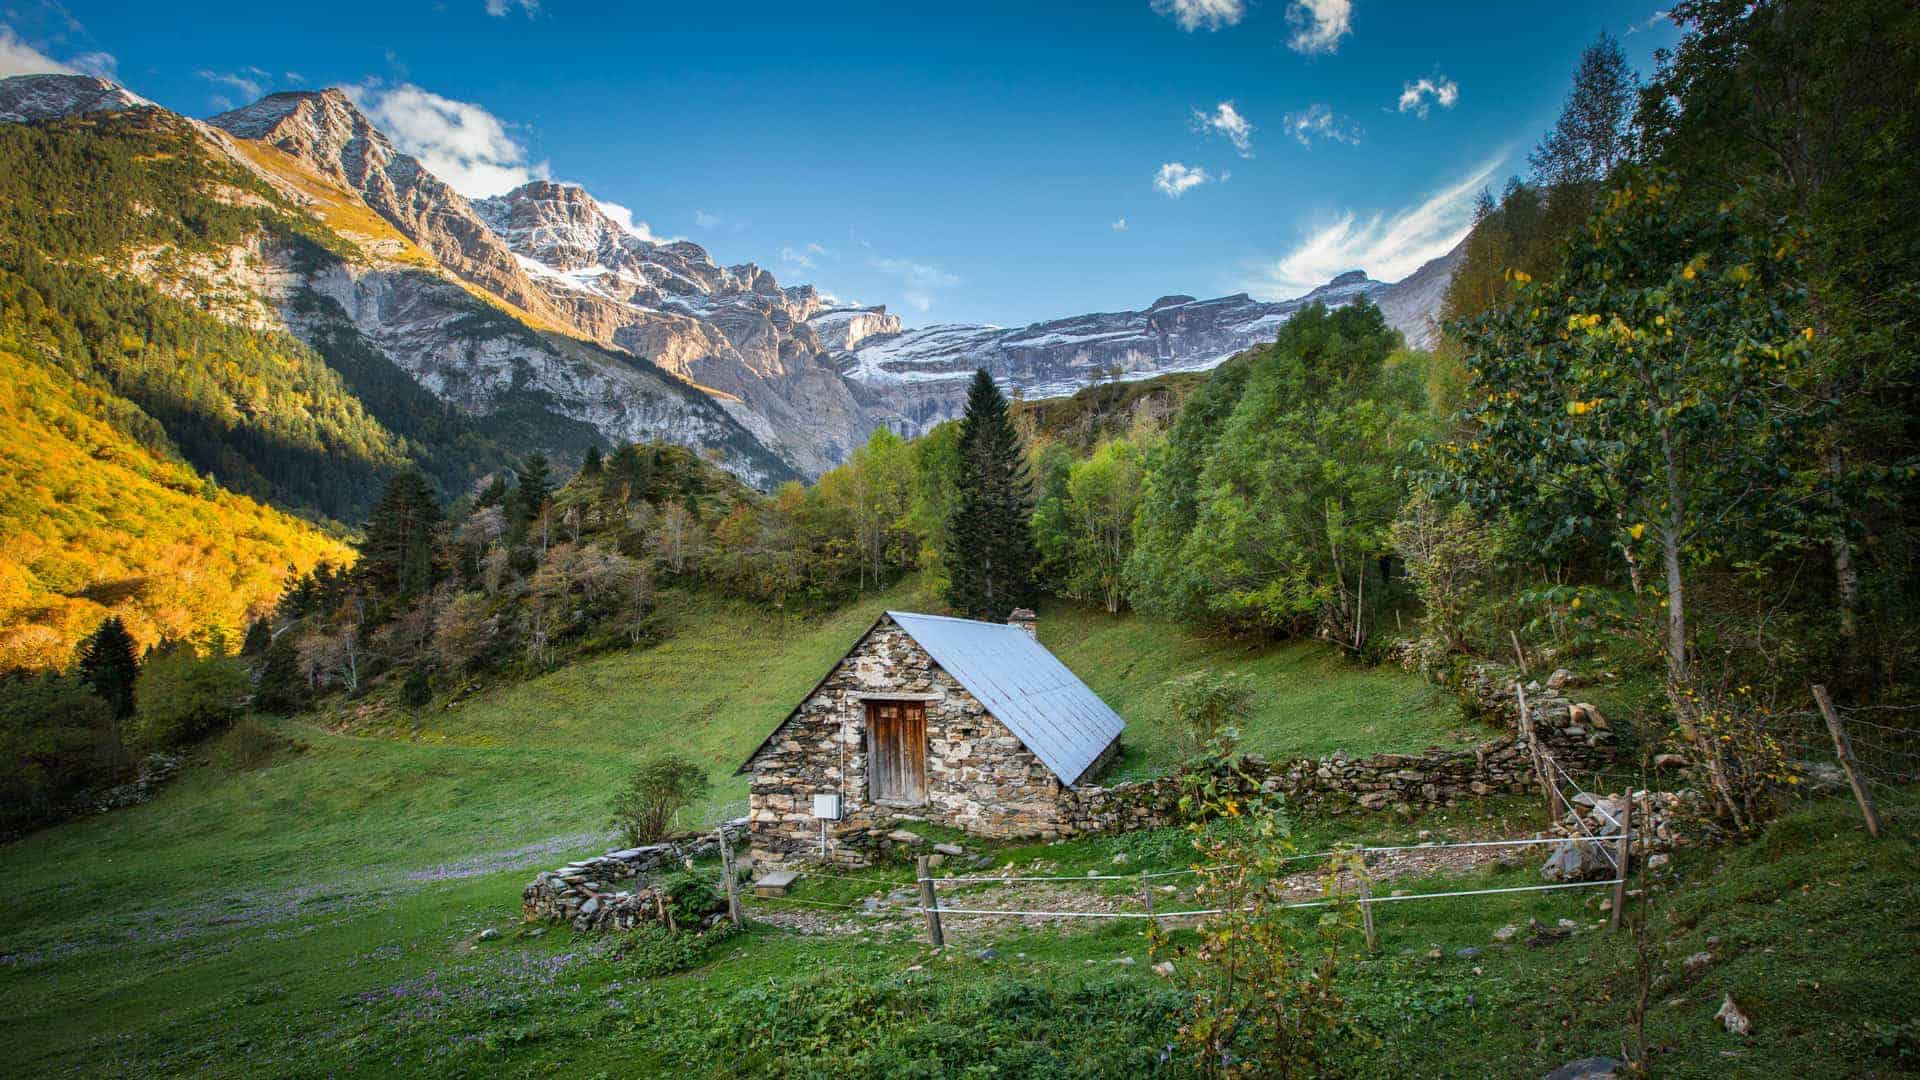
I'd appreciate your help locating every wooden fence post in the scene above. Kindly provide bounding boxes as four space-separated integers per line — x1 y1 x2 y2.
1139 876 1156 925
716 827 742 928
917 855 945 950
1610 796 1632 933
1516 682 1560 827
1356 870 1377 951
1814 684 1882 838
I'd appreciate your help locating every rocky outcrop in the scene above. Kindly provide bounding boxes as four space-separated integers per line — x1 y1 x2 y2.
0 74 149 123
207 90 574 332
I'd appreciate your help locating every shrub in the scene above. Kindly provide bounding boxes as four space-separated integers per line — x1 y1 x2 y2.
1165 670 1254 764
0 671 114 830
617 920 737 978
400 666 433 708
211 716 296 771
609 755 712 845
134 649 248 749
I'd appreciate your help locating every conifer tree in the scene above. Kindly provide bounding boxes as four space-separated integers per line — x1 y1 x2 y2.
360 472 442 602
580 445 604 479
76 616 139 723
253 634 307 716
943 369 1038 620
509 453 552 530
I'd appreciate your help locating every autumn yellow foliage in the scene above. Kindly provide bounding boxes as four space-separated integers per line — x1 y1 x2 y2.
0 350 354 669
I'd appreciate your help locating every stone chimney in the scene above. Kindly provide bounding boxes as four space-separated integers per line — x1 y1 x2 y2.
1007 608 1038 638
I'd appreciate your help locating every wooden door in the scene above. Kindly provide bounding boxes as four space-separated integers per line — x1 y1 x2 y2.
868 700 927 805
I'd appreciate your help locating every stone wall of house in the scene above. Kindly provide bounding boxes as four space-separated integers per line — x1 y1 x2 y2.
746 618 1071 867
522 820 746 931
1059 676 1617 833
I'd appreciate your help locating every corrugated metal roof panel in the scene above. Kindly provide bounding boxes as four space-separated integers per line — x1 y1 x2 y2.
887 611 1124 787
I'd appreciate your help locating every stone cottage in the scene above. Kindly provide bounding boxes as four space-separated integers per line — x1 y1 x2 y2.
738 609 1125 866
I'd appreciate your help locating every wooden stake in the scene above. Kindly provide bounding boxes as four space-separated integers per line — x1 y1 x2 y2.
1139 877 1156 926
1356 870 1377 951
1516 682 1557 826
1509 630 1529 676
916 855 944 950
1610 795 1632 933
1814 684 1882 838
716 827 742 928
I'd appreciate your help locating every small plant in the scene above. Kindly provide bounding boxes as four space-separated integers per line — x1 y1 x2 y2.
212 717 296 771
1150 796 1367 1078
609 755 712 845
617 921 736 978
399 666 433 708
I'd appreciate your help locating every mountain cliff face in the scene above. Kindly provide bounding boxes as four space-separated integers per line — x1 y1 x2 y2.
833 249 1462 422
1 73 1463 488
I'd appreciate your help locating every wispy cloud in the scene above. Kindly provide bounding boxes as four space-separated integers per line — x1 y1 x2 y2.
1192 100 1255 157
197 67 271 110
0 24 112 79
1150 0 1244 32
1396 75 1460 118
1154 161 1215 198
871 256 959 312
1625 9 1670 34
484 0 540 16
1240 155 1504 298
779 242 831 270
1283 104 1361 147
346 82 550 198
1111 217 1129 232
1285 0 1353 54
595 199 677 244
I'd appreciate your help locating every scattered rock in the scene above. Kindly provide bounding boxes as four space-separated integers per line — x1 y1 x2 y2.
927 853 945 868
973 947 998 962
1455 947 1482 959
1425 948 1444 960
1153 960 1176 978
1111 956 1135 965
1542 839 1615 882
1647 853 1670 871
477 927 499 941
1654 753 1690 770
1111 853 1130 865
1714 993 1752 1036
1683 951 1713 980
1546 668 1575 690
1544 1057 1624 1080
933 843 965 857
887 830 922 844
1493 924 1521 943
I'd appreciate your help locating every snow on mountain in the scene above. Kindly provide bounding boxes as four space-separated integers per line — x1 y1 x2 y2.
0 74 150 123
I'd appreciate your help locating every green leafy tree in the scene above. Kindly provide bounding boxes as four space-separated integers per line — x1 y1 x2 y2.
610 755 713 845
943 370 1039 620
1035 438 1148 613
134 649 249 749
1164 670 1254 765
0 671 113 829
1447 174 1814 819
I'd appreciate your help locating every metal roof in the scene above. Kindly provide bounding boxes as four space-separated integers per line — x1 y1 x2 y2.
885 611 1124 787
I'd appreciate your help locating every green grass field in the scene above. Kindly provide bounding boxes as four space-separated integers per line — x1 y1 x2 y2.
1 585 1913 1077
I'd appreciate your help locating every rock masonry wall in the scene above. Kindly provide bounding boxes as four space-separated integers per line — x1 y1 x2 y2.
521 820 747 931
745 618 1072 866
1060 671 1617 833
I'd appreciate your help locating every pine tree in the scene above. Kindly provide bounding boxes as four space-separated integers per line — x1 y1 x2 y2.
509 452 552 530
580 445 604 479
253 634 307 716
360 471 442 602
76 615 139 722
1530 32 1638 188
239 618 273 658
943 369 1039 620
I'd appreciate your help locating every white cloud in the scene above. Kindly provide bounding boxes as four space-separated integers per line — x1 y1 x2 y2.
1396 75 1460 118
1626 9 1670 34
1192 100 1255 157
871 256 959 313
1284 104 1361 146
1285 0 1353 54
1150 0 1244 32
346 83 550 198
594 198 677 244
0 25 78 77
779 245 816 270
1154 161 1215 198
693 209 722 229
197 69 265 110
484 0 540 16
1111 217 1128 231
1240 156 1504 298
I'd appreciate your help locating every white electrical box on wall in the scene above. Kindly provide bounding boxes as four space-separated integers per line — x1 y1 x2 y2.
812 793 843 820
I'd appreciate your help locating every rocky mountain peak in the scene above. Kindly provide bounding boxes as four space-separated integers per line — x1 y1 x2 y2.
1147 295 1198 311
0 73 151 124
1328 269 1371 286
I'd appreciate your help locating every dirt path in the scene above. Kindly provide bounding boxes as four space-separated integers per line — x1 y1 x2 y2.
747 839 1536 938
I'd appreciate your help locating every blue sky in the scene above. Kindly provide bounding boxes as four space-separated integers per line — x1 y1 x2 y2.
2 0 1679 327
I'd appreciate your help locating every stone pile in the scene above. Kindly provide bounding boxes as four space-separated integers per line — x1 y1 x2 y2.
1539 789 1705 881
521 819 746 931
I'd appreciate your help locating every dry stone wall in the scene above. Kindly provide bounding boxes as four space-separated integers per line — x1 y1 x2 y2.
1061 676 1616 834
522 820 746 931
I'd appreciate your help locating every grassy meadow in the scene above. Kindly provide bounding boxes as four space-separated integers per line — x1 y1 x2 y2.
1 584 1912 1077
